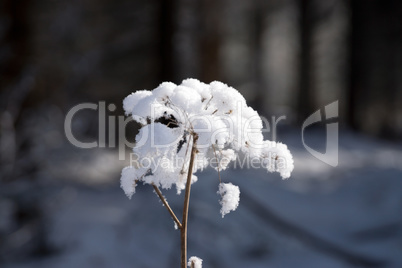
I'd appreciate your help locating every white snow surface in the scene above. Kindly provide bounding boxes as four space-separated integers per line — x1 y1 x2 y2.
8 130 402 268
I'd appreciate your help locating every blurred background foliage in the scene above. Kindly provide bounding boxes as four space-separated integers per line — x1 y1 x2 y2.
0 0 401 266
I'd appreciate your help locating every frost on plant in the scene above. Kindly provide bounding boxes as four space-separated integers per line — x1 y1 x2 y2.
218 183 240 218
188 256 203 268
120 166 138 199
120 78 294 216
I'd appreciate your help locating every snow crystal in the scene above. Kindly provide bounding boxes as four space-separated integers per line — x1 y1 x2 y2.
121 78 293 205
188 256 203 268
218 183 240 217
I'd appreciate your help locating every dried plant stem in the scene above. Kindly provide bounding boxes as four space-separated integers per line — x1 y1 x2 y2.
181 133 198 268
152 183 182 229
211 144 222 183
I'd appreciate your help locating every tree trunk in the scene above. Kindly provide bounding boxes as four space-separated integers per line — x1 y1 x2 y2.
297 0 316 122
251 0 268 114
158 0 177 82
199 0 222 82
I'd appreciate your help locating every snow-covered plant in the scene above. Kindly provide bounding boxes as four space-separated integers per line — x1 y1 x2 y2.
120 78 294 267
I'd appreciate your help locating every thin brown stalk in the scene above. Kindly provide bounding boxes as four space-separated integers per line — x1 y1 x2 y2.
181 133 198 268
211 144 222 183
204 95 213 110
180 132 191 175
152 183 182 230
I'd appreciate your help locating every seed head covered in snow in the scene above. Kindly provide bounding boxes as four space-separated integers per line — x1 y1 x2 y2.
188 256 203 268
218 182 240 217
120 166 138 199
120 78 294 214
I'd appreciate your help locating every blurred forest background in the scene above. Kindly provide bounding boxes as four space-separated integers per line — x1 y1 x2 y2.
1 0 402 267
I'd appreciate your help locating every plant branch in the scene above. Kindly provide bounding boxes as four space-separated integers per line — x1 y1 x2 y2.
181 133 198 268
152 183 182 230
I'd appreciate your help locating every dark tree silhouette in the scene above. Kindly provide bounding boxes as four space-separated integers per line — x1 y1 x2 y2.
250 0 268 114
297 0 316 123
347 0 402 138
158 0 178 82
199 0 223 83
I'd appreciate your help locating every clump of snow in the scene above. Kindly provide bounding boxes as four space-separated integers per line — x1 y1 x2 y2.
120 78 293 212
218 182 240 217
214 148 236 171
120 166 138 199
188 256 203 268
260 141 294 179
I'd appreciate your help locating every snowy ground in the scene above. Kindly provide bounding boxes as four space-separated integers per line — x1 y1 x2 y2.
4 130 402 268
